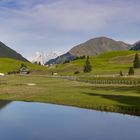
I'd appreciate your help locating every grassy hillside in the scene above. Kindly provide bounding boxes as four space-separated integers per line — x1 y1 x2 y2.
48 50 140 75
1 50 140 76
0 58 47 74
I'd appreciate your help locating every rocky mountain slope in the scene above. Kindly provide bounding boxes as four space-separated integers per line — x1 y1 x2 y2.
69 37 131 56
46 37 132 64
0 41 28 62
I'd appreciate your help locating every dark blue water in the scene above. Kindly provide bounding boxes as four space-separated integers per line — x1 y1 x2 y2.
0 101 139 140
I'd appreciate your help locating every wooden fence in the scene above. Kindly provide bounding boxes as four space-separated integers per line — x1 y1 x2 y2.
76 79 140 86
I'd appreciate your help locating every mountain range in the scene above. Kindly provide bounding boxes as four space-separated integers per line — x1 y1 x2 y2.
46 37 133 65
0 37 139 65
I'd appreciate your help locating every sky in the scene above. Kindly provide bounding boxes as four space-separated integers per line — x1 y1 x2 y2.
0 0 140 59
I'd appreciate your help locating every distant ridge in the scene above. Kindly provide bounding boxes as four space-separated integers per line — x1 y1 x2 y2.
130 41 140 50
46 37 132 65
0 41 28 62
46 52 76 65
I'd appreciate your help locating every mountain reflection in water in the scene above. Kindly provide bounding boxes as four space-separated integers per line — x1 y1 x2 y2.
0 100 11 110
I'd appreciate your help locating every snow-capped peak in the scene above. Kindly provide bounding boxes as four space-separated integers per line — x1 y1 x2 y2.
28 51 63 65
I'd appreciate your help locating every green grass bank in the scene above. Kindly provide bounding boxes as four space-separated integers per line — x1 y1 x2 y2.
0 75 140 116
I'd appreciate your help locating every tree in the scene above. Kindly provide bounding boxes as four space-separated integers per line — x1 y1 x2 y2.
133 53 140 68
128 67 134 75
83 56 92 73
120 70 123 76
20 63 27 68
38 62 41 65
63 60 70 64
34 61 38 65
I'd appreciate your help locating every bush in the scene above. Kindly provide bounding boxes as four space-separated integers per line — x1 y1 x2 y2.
74 71 80 74
79 56 86 59
63 60 70 64
120 70 123 76
74 56 86 61
7 70 19 75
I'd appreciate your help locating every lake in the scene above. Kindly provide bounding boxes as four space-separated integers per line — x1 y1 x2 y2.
0 100 139 140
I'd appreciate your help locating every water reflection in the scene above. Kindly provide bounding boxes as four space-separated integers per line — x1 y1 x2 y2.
0 101 139 140
0 100 11 110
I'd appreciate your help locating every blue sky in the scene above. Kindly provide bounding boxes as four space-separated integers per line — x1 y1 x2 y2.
0 0 140 58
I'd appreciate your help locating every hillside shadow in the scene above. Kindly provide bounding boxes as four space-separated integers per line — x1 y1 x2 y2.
90 86 140 94
84 92 140 107
82 92 140 116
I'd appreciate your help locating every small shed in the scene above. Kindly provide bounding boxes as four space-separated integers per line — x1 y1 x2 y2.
19 67 30 74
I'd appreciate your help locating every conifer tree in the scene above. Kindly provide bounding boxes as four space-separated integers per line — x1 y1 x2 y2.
128 67 134 75
133 53 140 68
83 56 92 73
38 62 41 65
20 63 27 68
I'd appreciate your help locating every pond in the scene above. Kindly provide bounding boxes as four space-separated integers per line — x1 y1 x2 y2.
0 100 139 140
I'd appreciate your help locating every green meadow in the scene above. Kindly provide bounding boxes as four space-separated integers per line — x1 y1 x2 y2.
0 75 139 116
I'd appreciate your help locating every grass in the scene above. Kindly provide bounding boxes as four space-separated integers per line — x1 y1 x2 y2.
0 58 48 74
49 50 140 76
0 50 140 76
0 75 140 116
